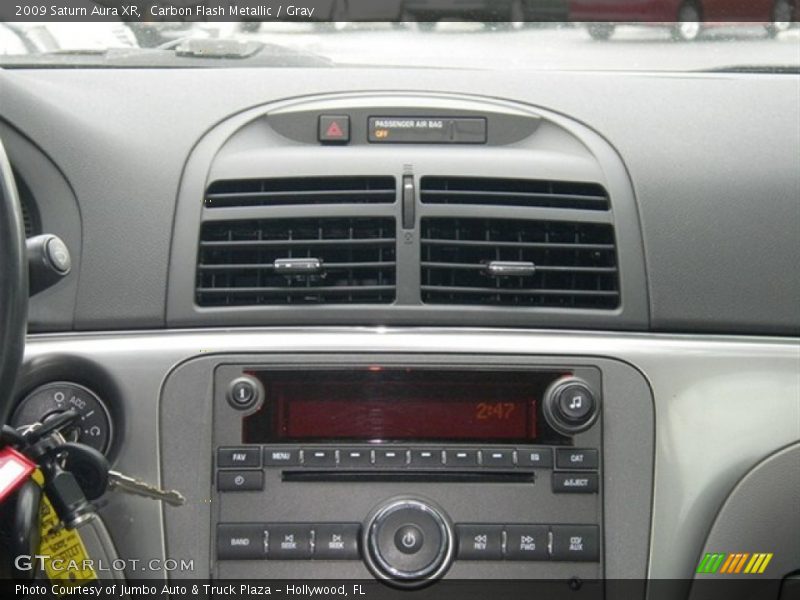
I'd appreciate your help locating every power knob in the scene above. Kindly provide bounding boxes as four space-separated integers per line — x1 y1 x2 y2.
543 377 600 435
363 497 454 588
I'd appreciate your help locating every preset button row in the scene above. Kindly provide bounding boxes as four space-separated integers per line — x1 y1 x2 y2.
219 446 601 469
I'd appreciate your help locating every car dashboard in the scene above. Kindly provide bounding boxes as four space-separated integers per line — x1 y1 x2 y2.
1 64 798 598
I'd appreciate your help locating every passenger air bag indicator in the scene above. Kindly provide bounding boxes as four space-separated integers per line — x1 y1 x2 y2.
368 117 487 144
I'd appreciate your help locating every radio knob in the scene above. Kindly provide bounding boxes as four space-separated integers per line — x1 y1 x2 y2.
543 378 600 435
363 498 454 587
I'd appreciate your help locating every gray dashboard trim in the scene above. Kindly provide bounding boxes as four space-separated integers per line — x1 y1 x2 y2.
2 69 797 333
21 327 800 587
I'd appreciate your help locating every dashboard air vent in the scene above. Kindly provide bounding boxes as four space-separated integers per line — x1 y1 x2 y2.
421 177 609 211
196 217 396 306
421 218 619 309
205 177 396 208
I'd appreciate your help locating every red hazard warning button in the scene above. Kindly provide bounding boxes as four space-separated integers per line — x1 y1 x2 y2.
319 115 350 143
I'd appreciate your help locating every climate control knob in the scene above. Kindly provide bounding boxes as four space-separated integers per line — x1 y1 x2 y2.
543 377 600 435
363 498 454 587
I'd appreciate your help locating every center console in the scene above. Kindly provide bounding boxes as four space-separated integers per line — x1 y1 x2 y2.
207 358 613 586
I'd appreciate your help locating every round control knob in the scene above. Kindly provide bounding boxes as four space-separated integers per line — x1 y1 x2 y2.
227 376 261 410
543 378 599 435
364 498 454 587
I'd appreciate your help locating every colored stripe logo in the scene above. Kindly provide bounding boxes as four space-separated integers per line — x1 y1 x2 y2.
697 552 773 574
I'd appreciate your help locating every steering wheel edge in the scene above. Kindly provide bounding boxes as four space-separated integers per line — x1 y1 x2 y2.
0 136 28 426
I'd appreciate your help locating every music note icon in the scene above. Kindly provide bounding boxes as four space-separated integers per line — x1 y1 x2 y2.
569 396 583 410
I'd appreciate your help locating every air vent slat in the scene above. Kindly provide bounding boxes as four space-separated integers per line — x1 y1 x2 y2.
196 216 396 306
420 286 619 298
421 262 617 274
421 177 609 211
200 238 396 248
197 285 395 295
422 239 615 251
421 217 619 310
205 176 396 208
199 262 391 271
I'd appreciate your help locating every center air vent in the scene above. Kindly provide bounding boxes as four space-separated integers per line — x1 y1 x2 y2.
421 218 619 309
421 177 609 211
205 176 396 208
196 217 396 306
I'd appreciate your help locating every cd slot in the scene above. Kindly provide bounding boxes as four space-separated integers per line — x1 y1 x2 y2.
282 470 536 483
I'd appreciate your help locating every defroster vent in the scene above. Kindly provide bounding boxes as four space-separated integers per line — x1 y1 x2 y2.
196 217 396 305
421 218 619 309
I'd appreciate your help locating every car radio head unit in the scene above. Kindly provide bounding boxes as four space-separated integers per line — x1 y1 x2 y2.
241 368 572 444
211 360 605 586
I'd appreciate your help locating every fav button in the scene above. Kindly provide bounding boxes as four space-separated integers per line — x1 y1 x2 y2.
217 447 261 468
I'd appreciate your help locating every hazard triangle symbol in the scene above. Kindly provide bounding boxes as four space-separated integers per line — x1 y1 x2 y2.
326 121 344 138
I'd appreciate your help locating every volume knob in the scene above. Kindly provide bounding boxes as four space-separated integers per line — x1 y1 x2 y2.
543 378 599 435
363 498 454 587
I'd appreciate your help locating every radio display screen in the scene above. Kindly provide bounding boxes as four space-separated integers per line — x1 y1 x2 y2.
242 368 569 443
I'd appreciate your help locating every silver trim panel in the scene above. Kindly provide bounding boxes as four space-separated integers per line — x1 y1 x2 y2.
21 327 800 583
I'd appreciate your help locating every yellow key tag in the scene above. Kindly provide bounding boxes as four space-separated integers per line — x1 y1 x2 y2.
32 469 98 587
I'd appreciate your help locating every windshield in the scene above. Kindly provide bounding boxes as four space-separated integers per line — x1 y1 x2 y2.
1 0 798 70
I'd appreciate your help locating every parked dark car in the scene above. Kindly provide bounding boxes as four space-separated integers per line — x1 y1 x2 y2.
571 0 796 40
403 0 568 29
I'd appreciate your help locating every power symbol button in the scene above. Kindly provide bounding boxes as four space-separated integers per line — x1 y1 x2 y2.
394 525 424 554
